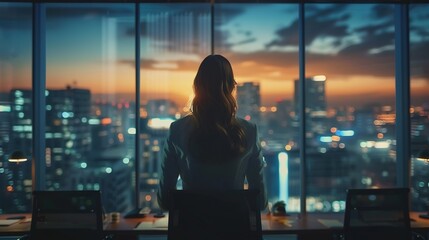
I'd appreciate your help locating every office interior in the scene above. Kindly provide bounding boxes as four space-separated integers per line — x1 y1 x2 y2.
0 0 428 238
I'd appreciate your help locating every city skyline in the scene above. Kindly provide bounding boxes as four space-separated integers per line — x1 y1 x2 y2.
1 77 429 213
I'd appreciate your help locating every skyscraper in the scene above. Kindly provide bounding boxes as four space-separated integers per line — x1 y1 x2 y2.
294 75 327 119
236 82 261 124
294 76 328 137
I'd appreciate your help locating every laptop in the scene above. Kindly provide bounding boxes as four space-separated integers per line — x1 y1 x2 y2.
343 188 411 240
30 191 104 240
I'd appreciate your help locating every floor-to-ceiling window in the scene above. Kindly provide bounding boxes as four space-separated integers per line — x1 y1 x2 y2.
1 1 428 214
45 3 135 213
410 3 429 211
304 3 396 212
138 3 211 210
0 2 33 213
214 3 300 212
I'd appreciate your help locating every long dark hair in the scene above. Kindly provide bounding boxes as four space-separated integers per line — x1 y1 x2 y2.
190 55 246 162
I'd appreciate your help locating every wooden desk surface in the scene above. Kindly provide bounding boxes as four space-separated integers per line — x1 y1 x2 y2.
1 212 429 236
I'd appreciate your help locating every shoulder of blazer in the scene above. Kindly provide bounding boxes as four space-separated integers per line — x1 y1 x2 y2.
168 115 194 141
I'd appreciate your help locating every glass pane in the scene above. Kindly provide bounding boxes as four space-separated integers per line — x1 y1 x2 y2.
45 3 135 213
139 3 211 210
305 4 396 212
215 4 300 212
0 2 33 213
410 4 429 211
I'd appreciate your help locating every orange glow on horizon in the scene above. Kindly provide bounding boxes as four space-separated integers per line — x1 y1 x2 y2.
2 64 428 108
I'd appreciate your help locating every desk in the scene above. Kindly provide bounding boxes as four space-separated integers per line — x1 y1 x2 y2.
1 212 429 240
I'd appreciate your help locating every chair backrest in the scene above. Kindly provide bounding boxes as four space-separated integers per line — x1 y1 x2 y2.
30 190 104 240
343 188 411 240
168 190 262 240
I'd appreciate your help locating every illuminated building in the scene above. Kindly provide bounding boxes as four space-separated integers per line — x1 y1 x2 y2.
294 76 327 119
237 82 261 124
4 87 92 211
294 76 328 141
45 87 91 190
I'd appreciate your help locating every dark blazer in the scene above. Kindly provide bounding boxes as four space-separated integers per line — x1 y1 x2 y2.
157 115 267 210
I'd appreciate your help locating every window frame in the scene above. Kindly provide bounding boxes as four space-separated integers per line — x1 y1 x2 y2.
1 0 412 213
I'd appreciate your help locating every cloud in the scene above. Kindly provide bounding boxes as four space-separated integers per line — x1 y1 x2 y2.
339 30 394 56
119 58 200 72
214 28 233 53
265 20 299 47
266 4 349 48
354 20 393 36
410 40 429 80
119 3 429 82
0 5 32 30
409 5 429 20
262 4 410 81
411 26 429 38
231 37 257 46
305 4 347 18
371 5 394 20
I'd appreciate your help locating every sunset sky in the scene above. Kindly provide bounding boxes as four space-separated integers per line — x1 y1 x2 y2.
1 3 428 108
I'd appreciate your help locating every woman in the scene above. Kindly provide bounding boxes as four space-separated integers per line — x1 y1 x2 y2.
157 54 267 210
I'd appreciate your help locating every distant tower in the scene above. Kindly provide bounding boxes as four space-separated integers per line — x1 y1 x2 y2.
294 75 327 137
294 75 327 118
236 82 261 124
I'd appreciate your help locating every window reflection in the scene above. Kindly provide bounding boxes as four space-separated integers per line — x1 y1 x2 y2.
45 3 135 213
139 3 211 210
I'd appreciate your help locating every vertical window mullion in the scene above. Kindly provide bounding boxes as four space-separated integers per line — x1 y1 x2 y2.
394 3 410 188
135 2 141 209
299 2 307 214
210 0 214 55
32 2 46 191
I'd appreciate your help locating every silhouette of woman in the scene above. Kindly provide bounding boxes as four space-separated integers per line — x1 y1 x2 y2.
157 54 267 210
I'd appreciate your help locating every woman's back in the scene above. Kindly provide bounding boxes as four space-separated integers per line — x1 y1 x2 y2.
165 115 260 190
157 55 267 210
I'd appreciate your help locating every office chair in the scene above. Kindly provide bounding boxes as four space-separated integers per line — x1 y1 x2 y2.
168 189 263 240
343 188 413 240
24 191 110 240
